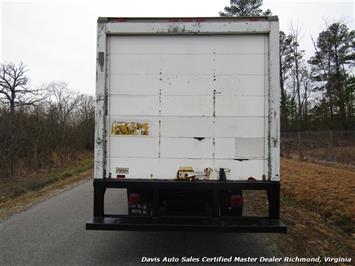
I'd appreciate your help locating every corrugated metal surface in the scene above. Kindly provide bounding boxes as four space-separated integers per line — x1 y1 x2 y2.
105 34 270 180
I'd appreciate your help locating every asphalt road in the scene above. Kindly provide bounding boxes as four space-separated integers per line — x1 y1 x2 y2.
0 180 283 265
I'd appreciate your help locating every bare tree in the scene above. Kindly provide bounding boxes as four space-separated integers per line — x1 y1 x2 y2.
45 81 80 126
0 62 41 112
279 31 294 130
289 25 305 127
43 81 82 163
76 94 95 150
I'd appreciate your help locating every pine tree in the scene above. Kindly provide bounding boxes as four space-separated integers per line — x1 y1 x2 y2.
220 0 271 17
309 22 355 129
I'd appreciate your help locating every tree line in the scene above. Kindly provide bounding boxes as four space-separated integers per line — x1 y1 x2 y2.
222 0 355 131
0 63 94 178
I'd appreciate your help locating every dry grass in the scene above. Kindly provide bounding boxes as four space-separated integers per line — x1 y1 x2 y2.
0 156 93 220
303 146 355 165
282 142 355 166
246 158 355 260
281 159 354 234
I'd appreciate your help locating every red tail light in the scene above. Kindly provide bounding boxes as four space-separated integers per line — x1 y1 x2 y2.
128 193 140 206
230 194 243 208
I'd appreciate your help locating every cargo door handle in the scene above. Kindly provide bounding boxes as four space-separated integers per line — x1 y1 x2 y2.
193 137 205 141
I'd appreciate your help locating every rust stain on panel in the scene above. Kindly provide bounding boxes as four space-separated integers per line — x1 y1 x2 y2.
111 121 149 136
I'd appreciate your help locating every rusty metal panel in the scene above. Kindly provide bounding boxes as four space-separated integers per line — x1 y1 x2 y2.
269 22 280 181
106 21 271 35
94 22 107 179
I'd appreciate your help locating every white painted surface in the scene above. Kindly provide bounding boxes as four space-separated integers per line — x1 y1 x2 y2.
107 34 268 179
235 137 265 158
95 18 280 181
214 117 265 138
160 137 214 159
108 158 266 180
109 95 160 116
161 117 213 137
109 75 160 95
215 95 265 117
108 137 159 158
109 35 266 55
161 95 213 117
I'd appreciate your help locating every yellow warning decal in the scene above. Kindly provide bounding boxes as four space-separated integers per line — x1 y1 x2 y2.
111 121 149 136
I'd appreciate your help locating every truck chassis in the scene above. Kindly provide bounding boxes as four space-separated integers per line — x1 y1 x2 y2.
86 179 286 233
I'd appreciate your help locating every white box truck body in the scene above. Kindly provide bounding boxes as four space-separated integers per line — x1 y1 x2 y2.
87 17 286 233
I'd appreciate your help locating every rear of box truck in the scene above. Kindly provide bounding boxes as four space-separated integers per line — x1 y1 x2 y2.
86 17 286 233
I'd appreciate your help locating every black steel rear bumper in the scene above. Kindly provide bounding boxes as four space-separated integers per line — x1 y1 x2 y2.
86 179 287 233
87 215 286 233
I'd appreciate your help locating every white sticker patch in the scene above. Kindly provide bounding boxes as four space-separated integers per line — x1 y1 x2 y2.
116 167 129 174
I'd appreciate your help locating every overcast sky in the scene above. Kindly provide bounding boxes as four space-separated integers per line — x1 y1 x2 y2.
0 0 354 95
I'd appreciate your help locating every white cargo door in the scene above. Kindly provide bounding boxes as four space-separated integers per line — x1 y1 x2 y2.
106 35 268 180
